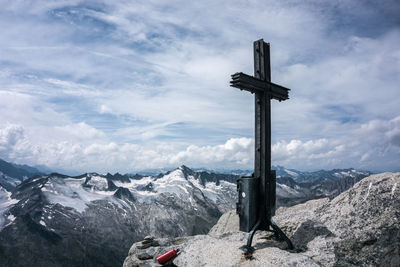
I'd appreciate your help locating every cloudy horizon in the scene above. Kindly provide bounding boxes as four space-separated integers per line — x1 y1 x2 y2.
0 0 399 174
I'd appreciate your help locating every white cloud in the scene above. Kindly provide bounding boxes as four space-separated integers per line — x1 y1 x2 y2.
169 137 253 167
0 123 253 172
271 116 400 170
99 104 112 114
0 114 398 173
272 139 344 168
0 124 25 152
56 122 105 140
357 116 400 151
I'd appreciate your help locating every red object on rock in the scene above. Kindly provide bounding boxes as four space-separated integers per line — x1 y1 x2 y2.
156 249 179 264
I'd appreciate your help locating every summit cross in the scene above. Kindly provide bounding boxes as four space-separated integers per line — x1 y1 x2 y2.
231 39 293 253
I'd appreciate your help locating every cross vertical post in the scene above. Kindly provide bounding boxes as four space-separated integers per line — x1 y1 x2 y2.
253 40 272 230
231 39 293 253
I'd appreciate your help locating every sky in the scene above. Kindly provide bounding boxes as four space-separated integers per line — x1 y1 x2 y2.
0 0 399 174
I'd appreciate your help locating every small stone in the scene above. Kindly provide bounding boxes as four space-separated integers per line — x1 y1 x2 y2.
144 236 154 241
144 247 157 257
137 252 153 260
141 239 153 245
151 240 160 247
137 243 151 249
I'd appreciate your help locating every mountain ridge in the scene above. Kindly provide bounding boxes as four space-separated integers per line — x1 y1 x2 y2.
0 159 373 267
0 159 43 191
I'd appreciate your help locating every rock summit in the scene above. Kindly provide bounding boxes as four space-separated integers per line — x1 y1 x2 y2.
123 172 400 266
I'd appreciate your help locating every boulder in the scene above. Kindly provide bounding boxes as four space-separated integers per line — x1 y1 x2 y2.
123 172 400 266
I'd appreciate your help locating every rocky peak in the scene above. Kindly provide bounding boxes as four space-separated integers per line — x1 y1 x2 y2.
178 165 194 177
123 172 400 266
114 187 136 202
106 172 132 183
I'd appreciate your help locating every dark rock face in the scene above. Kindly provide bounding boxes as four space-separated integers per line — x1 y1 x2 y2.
114 187 136 201
0 159 42 182
124 172 400 267
0 159 43 191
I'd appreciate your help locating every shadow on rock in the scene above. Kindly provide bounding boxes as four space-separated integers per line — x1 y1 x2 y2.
290 220 334 252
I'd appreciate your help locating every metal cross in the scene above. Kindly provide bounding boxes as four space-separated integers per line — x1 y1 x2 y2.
231 39 293 252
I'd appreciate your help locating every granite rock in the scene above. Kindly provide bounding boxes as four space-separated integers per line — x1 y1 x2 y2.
123 172 400 266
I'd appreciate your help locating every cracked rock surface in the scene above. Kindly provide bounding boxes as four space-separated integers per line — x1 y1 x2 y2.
123 172 400 266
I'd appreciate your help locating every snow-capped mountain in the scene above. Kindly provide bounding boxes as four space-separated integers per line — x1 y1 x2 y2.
0 160 372 267
185 165 370 185
274 165 370 183
273 166 372 206
0 187 17 228
0 166 237 267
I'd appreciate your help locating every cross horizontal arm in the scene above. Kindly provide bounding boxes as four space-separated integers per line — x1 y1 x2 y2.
230 72 290 101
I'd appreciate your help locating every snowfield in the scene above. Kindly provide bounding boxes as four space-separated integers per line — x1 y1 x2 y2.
0 186 18 229
34 168 236 213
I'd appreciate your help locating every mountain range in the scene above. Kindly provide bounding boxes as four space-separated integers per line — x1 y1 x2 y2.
0 159 371 267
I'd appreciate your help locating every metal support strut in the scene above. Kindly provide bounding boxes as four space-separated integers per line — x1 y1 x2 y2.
245 218 261 255
270 218 294 249
244 218 294 258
